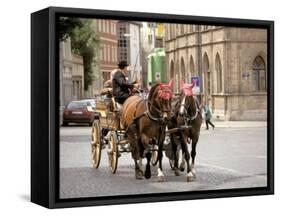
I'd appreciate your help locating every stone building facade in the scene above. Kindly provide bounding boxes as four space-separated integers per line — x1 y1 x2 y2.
59 38 84 124
165 24 267 121
117 21 142 83
90 19 118 95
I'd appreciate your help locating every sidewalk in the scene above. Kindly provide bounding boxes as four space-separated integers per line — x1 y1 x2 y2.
202 120 267 128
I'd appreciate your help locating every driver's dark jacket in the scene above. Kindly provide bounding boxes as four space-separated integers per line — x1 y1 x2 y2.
112 70 134 104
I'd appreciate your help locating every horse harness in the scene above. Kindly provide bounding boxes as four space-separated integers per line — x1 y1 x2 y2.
179 96 201 127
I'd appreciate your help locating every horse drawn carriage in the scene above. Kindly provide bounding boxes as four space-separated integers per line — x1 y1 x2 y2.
91 80 202 182
90 92 127 174
90 86 153 174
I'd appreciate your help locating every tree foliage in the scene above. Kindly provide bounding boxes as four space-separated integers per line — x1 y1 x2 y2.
59 17 82 41
59 17 99 90
70 19 99 91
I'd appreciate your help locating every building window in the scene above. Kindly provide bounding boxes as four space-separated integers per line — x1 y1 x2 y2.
252 56 266 91
170 24 175 38
102 20 105 32
107 45 110 62
114 46 117 62
110 22 114 35
189 55 195 77
103 72 110 83
112 23 116 35
108 45 112 62
148 34 152 44
106 21 109 33
203 53 211 95
215 53 222 93
180 58 186 82
100 47 103 61
112 46 114 63
104 45 107 62
98 20 101 32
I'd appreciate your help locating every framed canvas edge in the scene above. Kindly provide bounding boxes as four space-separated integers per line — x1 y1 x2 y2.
31 6 274 209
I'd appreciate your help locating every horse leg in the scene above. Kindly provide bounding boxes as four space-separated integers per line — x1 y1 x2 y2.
172 134 180 176
157 136 166 182
141 134 152 179
133 159 143 179
128 131 143 179
144 151 152 179
191 136 198 177
179 151 186 172
179 132 193 182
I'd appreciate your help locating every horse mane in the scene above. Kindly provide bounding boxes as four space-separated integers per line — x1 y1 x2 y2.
148 83 160 101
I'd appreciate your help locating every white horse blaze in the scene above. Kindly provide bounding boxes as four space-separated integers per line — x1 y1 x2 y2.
179 96 186 115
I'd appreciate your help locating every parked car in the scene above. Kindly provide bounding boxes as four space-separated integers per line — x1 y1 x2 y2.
62 100 97 126
81 99 96 110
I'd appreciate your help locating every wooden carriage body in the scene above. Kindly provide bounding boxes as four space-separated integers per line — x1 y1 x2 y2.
95 97 120 131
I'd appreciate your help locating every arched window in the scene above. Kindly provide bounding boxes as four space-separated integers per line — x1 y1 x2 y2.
215 53 222 93
180 58 187 82
252 56 266 91
189 55 195 78
170 60 174 80
203 53 210 95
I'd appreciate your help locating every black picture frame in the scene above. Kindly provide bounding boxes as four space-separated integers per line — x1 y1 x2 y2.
31 6 274 209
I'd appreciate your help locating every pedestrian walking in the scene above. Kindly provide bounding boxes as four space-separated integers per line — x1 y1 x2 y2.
203 103 215 130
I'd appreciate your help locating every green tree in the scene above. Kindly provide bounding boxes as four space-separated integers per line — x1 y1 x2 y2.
59 17 82 41
71 19 99 90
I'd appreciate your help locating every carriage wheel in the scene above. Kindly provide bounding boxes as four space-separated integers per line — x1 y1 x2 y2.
91 121 102 168
151 145 158 166
107 130 118 174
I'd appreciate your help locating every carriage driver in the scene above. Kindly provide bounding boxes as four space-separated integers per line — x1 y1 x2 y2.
112 60 140 105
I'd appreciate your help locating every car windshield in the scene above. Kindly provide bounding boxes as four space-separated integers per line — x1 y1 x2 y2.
82 100 96 108
88 101 96 107
67 101 87 109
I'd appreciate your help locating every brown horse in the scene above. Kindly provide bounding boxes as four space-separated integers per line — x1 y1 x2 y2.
121 80 173 181
167 80 202 181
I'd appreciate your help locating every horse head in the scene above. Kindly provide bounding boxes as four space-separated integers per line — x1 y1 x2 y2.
179 80 196 116
149 80 173 121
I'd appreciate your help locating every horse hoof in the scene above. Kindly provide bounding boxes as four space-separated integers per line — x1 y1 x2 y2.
191 169 196 178
144 169 151 179
135 170 143 180
158 175 165 182
179 162 185 172
186 172 194 182
174 169 181 176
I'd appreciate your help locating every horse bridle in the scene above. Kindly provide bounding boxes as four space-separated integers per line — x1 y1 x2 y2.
145 89 171 122
179 95 199 122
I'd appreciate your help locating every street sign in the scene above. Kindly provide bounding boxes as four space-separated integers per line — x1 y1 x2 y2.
191 76 200 94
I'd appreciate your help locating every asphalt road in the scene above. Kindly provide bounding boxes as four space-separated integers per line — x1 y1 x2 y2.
59 124 267 199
